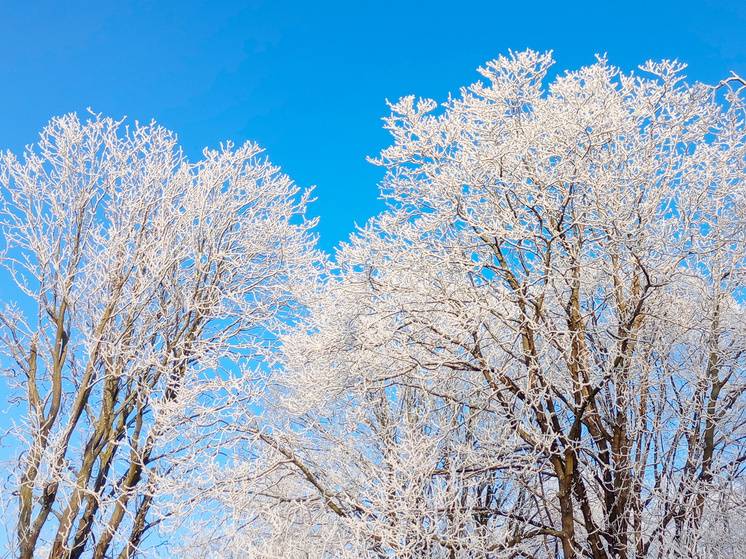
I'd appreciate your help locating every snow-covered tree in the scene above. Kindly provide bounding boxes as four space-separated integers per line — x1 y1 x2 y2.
2 51 745 559
226 52 746 558
0 113 319 558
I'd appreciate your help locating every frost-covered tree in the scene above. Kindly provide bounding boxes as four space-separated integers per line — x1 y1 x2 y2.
0 114 319 559
221 52 746 558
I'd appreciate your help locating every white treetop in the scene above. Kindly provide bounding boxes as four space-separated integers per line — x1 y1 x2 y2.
1 51 745 559
0 113 320 559
209 52 746 558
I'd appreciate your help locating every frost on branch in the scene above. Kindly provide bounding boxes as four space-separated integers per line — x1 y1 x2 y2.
213 51 746 558
2 50 745 559
0 113 320 559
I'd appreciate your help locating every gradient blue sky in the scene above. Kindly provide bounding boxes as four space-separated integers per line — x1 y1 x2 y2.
1 0 744 252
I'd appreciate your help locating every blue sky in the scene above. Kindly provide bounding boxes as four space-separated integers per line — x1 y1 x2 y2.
1 0 744 252
0 1 744 551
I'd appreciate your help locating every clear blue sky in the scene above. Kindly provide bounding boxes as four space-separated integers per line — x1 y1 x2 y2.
0 1 744 550
1 0 744 251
